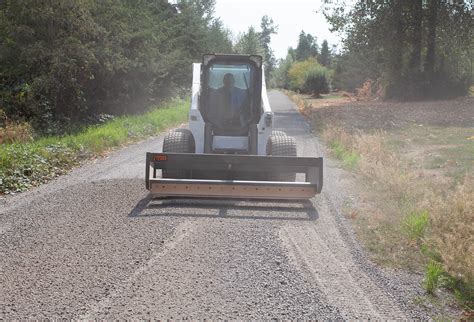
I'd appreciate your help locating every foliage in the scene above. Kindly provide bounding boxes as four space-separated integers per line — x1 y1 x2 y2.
318 40 331 67
273 32 333 91
322 0 473 99
304 65 330 97
233 17 278 85
0 99 188 194
0 0 231 134
295 31 319 61
234 26 265 57
259 15 278 82
272 53 295 89
287 58 330 96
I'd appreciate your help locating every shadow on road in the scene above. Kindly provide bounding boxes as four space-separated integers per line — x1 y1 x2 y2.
128 194 319 221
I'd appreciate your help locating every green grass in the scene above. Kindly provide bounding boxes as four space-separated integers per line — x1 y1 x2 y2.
402 210 430 241
425 260 445 294
329 141 360 169
0 99 189 194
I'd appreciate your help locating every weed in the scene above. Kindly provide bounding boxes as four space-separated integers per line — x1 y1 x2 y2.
328 140 360 169
402 210 430 241
425 260 445 294
428 176 474 286
321 124 473 303
0 120 34 144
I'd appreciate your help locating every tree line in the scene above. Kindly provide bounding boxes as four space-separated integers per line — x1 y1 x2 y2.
0 0 277 134
323 0 473 100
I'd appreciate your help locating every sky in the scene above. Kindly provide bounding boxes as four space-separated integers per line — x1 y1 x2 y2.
214 0 342 60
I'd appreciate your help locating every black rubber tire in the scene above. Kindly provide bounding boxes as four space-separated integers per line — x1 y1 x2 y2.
162 129 195 178
266 135 297 182
271 130 287 137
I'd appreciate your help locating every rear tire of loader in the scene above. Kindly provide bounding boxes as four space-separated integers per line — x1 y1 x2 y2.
162 129 195 179
266 135 297 182
271 130 287 137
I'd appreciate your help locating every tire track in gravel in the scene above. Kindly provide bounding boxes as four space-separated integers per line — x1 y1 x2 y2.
272 90 426 319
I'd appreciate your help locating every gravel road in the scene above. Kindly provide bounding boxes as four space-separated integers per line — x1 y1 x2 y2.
0 91 427 319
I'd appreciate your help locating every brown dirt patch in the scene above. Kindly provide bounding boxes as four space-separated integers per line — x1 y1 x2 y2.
308 96 474 132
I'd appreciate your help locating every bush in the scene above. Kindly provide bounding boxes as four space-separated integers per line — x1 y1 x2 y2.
304 66 330 97
288 59 316 91
287 58 330 96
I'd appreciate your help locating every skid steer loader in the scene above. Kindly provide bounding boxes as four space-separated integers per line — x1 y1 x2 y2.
145 54 323 199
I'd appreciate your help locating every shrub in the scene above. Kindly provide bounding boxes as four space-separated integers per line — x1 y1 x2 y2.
304 66 330 97
288 59 316 91
287 58 331 96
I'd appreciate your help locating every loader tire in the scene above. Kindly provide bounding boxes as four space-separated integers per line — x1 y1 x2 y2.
162 129 195 179
266 135 297 182
271 130 287 137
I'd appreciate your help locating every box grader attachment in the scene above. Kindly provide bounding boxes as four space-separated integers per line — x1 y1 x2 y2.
146 54 323 200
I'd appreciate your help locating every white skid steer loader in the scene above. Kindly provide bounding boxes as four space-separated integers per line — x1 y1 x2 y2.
146 54 323 199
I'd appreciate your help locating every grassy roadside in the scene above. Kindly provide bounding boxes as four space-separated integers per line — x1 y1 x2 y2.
286 91 473 314
0 99 189 194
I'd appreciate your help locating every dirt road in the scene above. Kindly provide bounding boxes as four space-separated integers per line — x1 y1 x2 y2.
0 91 427 319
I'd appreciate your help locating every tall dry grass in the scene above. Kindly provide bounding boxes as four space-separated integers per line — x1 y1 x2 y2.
428 176 473 285
323 125 473 292
283 90 313 117
0 120 34 144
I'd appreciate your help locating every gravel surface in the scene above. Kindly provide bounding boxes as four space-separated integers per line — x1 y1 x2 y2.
0 91 428 319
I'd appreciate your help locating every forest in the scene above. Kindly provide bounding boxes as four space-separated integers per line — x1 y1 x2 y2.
0 0 276 135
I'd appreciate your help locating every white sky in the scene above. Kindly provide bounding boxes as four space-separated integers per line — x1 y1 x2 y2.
214 0 342 60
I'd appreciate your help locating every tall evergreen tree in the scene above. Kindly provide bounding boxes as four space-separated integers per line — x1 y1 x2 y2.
295 31 318 61
259 15 278 81
318 40 331 67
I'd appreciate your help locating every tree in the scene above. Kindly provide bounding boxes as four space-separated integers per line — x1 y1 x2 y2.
318 40 331 67
260 15 278 82
425 0 440 76
206 19 233 53
322 0 473 99
0 0 235 132
295 31 318 61
272 51 294 89
409 0 423 73
234 26 264 56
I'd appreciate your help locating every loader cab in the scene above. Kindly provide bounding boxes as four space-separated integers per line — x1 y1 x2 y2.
199 54 263 154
